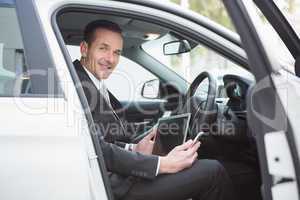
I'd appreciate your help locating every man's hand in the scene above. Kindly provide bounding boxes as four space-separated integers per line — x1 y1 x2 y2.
133 128 156 155
159 139 200 174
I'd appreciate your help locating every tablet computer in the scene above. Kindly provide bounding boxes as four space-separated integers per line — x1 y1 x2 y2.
153 113 191 156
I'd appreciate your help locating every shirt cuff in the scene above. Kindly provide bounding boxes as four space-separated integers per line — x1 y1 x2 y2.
155 156 161 176
125 143 135 151
124 143 130 151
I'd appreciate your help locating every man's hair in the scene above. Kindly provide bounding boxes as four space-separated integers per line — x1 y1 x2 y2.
83 20 122 44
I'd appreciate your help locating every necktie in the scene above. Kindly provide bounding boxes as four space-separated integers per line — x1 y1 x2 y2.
100 81 111 105
100 82 127 136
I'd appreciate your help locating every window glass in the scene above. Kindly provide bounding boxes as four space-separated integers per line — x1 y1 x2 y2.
142 34 253 87
142 33 254 100
253 2 296 74
0 5 31 96
67 45 157 101
106 57 157 101
169 0 236 31
274 0 300 37
168 0 298 75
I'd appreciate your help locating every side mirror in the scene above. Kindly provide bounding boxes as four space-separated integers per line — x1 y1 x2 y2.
163 40 191 55
141 79 160 99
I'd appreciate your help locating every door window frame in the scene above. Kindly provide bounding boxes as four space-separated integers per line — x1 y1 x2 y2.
14 0 63 97
52 1 257 199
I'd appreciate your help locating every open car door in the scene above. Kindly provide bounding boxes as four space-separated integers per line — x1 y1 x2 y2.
224 0 300 200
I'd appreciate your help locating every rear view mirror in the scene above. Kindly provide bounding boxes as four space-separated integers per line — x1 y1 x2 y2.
163 40 191 55
141 79 160 99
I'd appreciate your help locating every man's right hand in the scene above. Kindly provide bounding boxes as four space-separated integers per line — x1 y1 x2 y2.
158 139 200 174
133 128 156 155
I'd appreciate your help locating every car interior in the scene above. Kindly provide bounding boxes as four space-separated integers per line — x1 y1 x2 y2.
57 8 262 200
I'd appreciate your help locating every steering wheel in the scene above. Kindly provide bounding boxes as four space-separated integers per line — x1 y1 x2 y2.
178 71 217 137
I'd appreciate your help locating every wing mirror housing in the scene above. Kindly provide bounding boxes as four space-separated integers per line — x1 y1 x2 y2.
141 79 160 99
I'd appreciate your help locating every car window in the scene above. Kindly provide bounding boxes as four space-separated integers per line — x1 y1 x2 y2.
142 34 254 99
0 4 32 96
273 0 300 37
67 45 157 101
144 35 252 83
0 1 56 98
106 57 157 101
169 0 236 32
253 2 296 74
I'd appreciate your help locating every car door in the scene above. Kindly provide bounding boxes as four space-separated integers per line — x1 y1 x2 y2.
224 0 300 200
0 0 109 199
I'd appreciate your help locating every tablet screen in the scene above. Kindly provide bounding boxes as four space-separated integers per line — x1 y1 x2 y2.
153 113 191 156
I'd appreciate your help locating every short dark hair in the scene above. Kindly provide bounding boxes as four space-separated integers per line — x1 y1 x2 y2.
83 20 122 44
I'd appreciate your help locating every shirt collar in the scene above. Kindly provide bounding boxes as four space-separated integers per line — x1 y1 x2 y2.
82 65 102 91
82 64 111 104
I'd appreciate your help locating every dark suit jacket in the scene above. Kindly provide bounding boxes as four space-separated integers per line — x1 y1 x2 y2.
73 60 158 199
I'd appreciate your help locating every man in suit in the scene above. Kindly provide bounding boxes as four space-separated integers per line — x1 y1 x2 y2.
73 20 236 200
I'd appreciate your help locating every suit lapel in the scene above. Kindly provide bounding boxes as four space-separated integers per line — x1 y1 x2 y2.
73 60 128 142
74 60 112 112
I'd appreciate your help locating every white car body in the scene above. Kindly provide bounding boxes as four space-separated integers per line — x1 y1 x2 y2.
0 0 300 200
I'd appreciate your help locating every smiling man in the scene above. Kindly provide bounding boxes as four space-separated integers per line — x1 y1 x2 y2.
80 24 122 80
72 20 236 200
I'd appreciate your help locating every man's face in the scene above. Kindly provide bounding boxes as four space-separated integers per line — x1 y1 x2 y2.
80 28 123 80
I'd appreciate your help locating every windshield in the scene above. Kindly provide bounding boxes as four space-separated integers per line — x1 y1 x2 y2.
142 33 253 84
